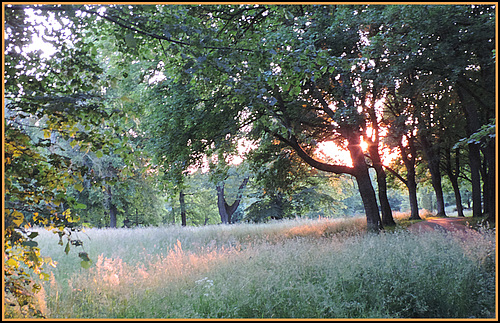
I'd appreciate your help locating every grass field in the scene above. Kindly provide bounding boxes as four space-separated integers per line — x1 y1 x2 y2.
21 215 497 319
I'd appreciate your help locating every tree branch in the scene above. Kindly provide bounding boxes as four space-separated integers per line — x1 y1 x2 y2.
272 131 356 176
383 165 408 186
9 5 255 53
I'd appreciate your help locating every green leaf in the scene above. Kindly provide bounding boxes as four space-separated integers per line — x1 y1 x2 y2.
11 210 24 226
80 260 92 269
74 203 87 210
74 183 84 192
124 33 137 48
95 150 103 158
22 240 38 247
79 252 91 262
64 241 70 255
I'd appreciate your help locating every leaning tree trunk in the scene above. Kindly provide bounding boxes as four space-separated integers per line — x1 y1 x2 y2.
216 177 249 224
348 136 383 232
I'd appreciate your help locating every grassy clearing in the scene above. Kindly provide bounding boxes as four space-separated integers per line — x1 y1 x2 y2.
29 216 496 319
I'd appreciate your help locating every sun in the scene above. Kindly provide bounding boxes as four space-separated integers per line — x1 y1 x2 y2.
315 141 353 167
315 139 399 168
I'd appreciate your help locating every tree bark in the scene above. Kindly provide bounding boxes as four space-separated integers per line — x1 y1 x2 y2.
468 143 483 217
216 177 249 224
106 185 117 228
403 137 421 220
444 148 464 217
179 189 187 226
354 169 383 231
374 167 395 226
348 135 383 232
420 136 446 217
457 87 483 217
483 140 496 223
365 130 395 226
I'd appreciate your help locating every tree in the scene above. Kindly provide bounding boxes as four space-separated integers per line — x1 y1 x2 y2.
49 4 384 231
4 4 111 316
4 4 160 315
361 4 495 221
216 177 249 224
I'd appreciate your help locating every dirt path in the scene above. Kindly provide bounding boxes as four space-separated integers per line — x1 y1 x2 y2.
406 217 473 234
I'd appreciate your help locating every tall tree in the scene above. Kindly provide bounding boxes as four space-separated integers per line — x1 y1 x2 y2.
360 4 495 221
382 93 422 220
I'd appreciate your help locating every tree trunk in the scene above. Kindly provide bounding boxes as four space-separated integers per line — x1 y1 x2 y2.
483 140 496 223
428 158 447 217
450 180 465 217
386 138 421 220
366 107 395 226
348 136 383 232
444 148 464 217
368 148 395 226
468 143 483 217
355 169 383 231
106 185 117 228
457 87 483 217
407 175 420 220
377 170 395 226
216 177 249 224
179 189 187 226
420 136 446 217
404 138 421 220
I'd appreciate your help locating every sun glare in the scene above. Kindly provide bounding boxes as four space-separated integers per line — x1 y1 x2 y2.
316 138 399 168
316 141 353 167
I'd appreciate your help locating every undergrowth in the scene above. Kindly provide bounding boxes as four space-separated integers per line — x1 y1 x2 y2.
17 216 497 319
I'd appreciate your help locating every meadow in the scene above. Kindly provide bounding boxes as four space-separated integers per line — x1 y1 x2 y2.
29 214 496 319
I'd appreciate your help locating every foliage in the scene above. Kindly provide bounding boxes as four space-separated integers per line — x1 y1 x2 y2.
453 120 496 149
3 4 155 316
4 119 89 317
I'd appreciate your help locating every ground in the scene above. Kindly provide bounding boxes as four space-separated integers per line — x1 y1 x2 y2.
406 217 473 233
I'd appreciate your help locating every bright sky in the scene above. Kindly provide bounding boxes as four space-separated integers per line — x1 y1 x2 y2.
23 8 59 58
316 138 399 168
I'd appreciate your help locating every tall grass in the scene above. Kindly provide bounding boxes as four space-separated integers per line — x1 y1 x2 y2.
30 216 495 319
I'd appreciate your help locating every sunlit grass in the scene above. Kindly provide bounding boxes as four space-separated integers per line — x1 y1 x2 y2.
31 216 495 319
